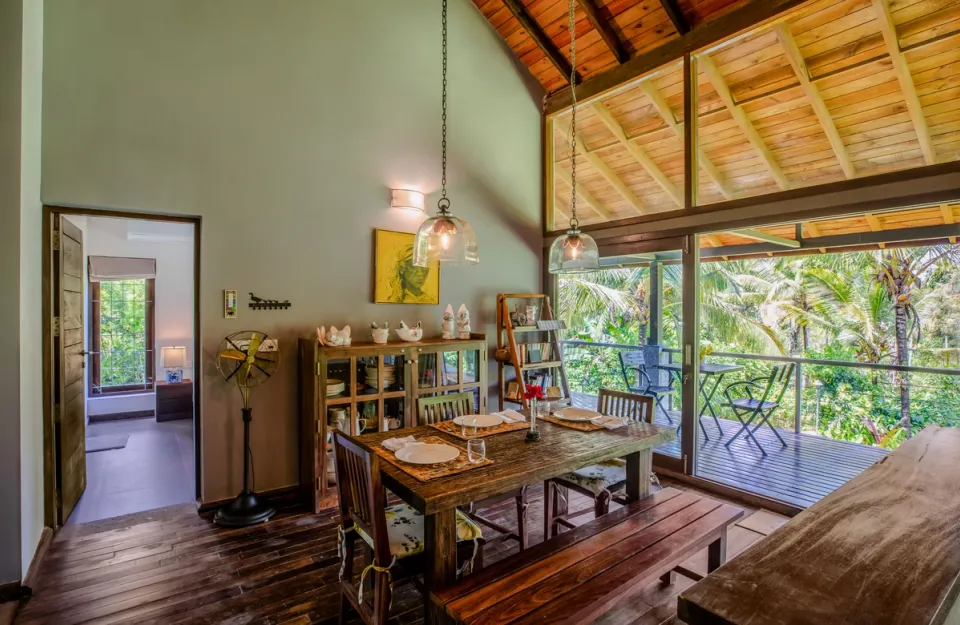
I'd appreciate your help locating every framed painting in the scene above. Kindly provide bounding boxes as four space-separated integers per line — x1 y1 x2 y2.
374 229 440 305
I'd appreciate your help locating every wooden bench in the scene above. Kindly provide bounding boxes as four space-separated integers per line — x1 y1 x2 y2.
431 487 743 624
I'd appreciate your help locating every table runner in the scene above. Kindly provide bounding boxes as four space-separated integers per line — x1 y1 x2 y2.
374 436 493 482
429 419 529 440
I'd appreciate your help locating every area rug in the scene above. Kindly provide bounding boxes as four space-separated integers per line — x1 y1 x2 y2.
86 435 130 453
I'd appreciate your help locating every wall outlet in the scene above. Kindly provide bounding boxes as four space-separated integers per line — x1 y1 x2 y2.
260 339 279 352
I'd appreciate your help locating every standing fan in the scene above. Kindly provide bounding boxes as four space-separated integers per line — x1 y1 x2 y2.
215 330 280 526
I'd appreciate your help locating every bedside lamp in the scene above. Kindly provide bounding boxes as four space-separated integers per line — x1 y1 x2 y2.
162 346 187 383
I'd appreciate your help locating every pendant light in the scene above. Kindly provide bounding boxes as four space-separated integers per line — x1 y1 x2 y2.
548 0 599 274
413 0 479 267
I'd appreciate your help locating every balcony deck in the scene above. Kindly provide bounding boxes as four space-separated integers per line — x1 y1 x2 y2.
571 391 890 509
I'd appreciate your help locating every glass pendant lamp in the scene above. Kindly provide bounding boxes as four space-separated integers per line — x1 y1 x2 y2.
548 0 599 275
413 0 479 268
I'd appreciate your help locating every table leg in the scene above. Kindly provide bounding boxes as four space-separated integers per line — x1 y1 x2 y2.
707 528 728 572
700 372 726 436
424 508 458 624
624 449 652 502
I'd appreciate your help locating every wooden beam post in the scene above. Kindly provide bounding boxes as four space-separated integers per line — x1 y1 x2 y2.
865 213 886 248
659 0 690 35
730 229 801 248
577 0 628 64
684 53 699 210
502 0 580 84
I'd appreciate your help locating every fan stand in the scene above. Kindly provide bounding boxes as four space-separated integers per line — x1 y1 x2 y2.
214 407 276 527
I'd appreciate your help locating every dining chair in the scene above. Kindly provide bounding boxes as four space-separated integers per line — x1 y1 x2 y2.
619 350 675 424
416 393 529 551
333 432 483 625
544 389 657 539
723 363 795 456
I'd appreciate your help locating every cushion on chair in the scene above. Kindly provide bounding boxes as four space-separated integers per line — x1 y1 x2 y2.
355 503 483 559
730 398 777 411
557 459 628 496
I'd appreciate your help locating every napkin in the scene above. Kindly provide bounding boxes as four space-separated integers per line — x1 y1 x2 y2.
382 436 417 451
593 415 628 430
496 409 527 423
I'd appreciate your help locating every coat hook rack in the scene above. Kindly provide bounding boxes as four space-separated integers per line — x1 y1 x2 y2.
249 293 292 311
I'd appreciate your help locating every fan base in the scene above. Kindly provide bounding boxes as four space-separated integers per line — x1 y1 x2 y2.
213 491 276 527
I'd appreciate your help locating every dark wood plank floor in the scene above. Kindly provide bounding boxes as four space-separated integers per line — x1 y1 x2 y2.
14 480 777 625
572 392 889 509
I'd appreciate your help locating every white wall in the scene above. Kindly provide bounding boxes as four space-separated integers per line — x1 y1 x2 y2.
42 0 544 502
84 217 195 416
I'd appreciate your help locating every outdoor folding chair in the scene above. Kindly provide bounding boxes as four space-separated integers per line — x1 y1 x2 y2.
619 350 675 424
722 364 795 456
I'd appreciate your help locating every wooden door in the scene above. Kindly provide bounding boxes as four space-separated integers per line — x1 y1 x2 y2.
54 216 86 524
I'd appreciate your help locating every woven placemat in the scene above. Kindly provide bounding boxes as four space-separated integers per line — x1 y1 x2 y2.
375 436 493 482
429 419 530 441
540 414 606 432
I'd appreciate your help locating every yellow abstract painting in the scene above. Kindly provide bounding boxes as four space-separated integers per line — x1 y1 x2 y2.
374 229 440 304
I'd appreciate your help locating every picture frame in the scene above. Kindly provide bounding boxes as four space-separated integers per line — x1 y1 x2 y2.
373 229 440 305
224 290 237 319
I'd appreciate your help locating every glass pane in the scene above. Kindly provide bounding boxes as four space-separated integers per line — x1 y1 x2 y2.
384 398 405 432
418 353 438 389
357 356 380 396
97 279 148 389
440 352 459 385
325 359 351 398
383 354 405 393
463 350 479 384
357 401 379 435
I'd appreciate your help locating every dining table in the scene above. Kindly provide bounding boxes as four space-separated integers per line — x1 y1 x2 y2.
353 415 676 624
659 361 742 439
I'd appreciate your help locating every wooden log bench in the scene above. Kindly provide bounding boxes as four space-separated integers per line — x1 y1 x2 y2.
430 487 744 624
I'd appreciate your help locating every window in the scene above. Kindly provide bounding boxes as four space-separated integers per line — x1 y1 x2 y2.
90 278 155 394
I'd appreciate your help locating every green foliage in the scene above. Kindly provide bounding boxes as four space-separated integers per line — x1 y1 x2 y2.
99 280 147 387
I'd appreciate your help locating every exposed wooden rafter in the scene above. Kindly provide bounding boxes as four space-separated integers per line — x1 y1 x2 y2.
803 221 827 253
942 205 957 243
577 0 628 64
864 213 886 247
591 101 683 207
555 166 613 221
871 0 935 166
699 54 790 190
501 0 580 85
731 229 800 248
639 80 734 200
659 0 690 35
555 117 646 214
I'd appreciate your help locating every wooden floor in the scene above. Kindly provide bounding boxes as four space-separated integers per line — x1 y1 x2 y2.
13 480 783 625
573 392 890 509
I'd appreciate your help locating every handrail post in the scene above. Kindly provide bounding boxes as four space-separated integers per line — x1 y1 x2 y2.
794 362 802 433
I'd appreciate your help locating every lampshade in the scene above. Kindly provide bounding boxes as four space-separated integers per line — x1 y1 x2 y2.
412 211 479 267
390 189 425 212
162 346 186 368
548 227 600 274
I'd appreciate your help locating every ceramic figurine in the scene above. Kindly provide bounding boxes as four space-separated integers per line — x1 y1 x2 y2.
526 305 537 325
324 325 352 346
396 320 423 342
371 322 389 344
317 326 326 346
510 304 526 326
457 304 471 339
441 305 456 340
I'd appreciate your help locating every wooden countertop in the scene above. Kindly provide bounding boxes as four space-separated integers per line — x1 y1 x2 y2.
678 425 960 625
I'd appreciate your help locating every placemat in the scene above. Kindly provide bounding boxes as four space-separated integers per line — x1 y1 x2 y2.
375 436 493 482
429 418 530 441
540 414 606 432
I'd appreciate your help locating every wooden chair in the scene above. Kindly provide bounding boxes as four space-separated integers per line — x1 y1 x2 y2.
544 389 656 539
619 350 675 424
333 432 483 624
416 393 529 551
723 364 795 456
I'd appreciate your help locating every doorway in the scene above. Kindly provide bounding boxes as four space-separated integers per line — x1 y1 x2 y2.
42 207 202 528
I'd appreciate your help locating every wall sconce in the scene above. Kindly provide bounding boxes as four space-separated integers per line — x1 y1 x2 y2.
390 189 425 213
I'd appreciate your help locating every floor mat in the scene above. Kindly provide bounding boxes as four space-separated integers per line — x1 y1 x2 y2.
86 435 130 453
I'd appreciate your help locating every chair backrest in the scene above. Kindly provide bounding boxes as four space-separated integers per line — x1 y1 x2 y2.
417 392 474 425
618 351 646 390
597 388 654 423
757 363 796 405
332 432 391 565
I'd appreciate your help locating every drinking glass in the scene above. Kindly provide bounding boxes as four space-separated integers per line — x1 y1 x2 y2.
537 400 550 419
460 418 478 438
467 439 486 464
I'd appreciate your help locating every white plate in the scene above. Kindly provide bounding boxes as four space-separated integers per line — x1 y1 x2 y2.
453 414 504 428
554 407 602 422
395 443 460 465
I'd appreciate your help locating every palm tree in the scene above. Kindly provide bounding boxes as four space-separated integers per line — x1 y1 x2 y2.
867 245 960 435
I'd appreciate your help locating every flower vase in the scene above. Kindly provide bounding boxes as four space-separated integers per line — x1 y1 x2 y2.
526 398 541 442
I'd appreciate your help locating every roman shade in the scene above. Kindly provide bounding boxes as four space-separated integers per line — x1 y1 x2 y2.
88 256 156 281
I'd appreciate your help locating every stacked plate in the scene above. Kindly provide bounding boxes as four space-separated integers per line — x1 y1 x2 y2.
326 379 345 397
365 365 396 390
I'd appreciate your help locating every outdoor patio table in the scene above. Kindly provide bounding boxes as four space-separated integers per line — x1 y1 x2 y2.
659 362 743 440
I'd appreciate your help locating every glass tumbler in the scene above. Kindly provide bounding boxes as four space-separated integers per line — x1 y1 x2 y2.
467 439 486 464
460 418 478 438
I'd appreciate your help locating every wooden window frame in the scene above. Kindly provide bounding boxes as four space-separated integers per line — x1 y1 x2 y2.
89 278 156 395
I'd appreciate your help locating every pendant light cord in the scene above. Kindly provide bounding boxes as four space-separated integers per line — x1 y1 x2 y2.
568 0 579 230
439 0 450 214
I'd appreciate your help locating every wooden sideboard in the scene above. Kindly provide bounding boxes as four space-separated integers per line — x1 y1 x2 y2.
155 380 193 422
298 334 488 513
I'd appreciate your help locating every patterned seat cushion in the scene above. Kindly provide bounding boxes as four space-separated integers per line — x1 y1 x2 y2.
356 503 482 559
557 459 628 496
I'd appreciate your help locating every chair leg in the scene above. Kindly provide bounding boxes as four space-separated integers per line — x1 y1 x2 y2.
543 480 555 540
660 570 676 586
373 569 392 625
339 535 355 625
594 490 611 518
727 409 767 456
751 409 788 447
516 488 528 551
655 394 673 424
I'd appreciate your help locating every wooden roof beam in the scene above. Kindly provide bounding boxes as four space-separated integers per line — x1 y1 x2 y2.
942 204 955 225
555 117 646 215
804 221 827 253
699 54 790 190
555 166 614 221
659 0 690 36
775 24 855 180
590 101 683 208
731 229 800 248
639 80 735 201
577 0 628 64
872 0 935 166
501 0 580 85
865 213 886 248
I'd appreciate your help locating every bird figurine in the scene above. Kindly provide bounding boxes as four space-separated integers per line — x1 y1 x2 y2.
250 293 263 304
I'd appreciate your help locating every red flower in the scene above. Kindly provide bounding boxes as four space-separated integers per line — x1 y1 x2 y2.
524 384 545 401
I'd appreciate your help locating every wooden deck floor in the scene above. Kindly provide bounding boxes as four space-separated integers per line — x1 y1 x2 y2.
572 392 890 509
13 481 780 625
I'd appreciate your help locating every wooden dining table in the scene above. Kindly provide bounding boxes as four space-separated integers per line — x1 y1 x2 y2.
354 418 676 623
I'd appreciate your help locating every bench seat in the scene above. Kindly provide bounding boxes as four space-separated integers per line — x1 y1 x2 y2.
431 487 744 624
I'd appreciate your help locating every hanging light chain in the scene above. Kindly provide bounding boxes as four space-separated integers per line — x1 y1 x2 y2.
439 0 450 214
568 0 579 230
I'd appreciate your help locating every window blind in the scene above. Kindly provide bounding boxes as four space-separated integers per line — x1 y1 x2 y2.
88 256 156 282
